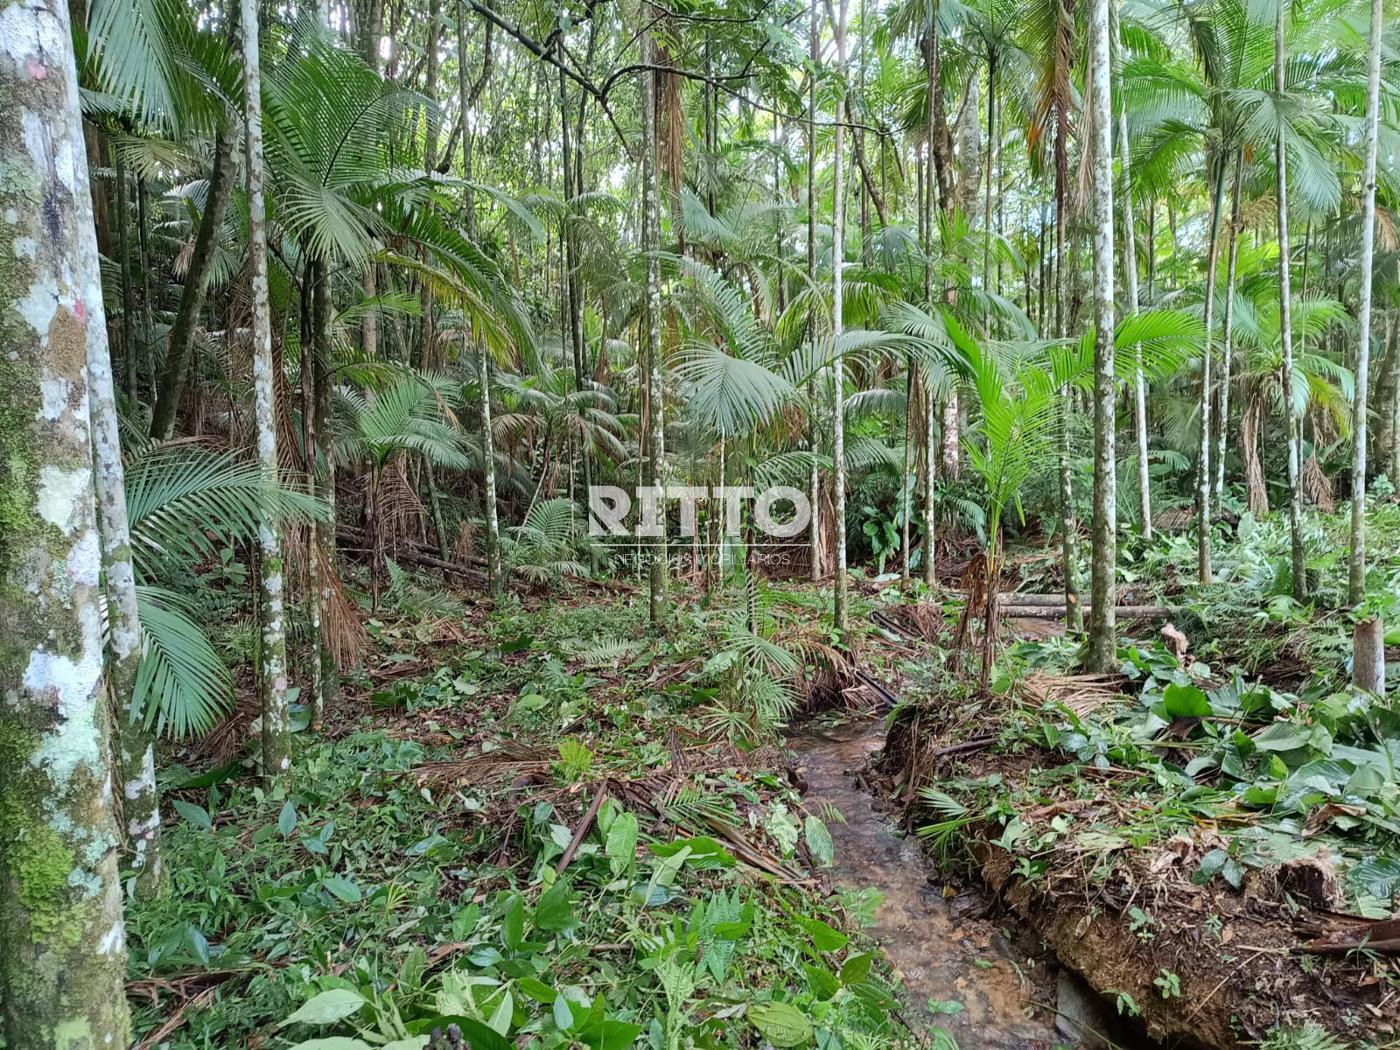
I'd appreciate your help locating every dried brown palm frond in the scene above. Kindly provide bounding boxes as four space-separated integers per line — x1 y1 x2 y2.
452 520 475 565
318 542 365 666
1020 671 1127 716
1303 451 1333 512
376 454 426 544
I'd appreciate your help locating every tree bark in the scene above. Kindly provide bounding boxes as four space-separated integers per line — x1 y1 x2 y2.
1353 617 1385 694
1054 114 1081 630
300 266 323 727
1115 2 1149 539
90 169 160 895
114 150 138 398
1195 157 1226 583
642 30 667 625
922 14 939 589
808 0 822 585
241 0 292 781
831 0 850 640
1086 0 1116 670
150 127 236 439
1215 149 1244 505
1275 0 1306 601
459 0 504 596
1348 0 1383 605
0 0 132 1037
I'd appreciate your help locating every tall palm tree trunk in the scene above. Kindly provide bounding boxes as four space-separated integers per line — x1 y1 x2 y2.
642 34 667 625
923 9 940 589
831 0 850 640
1086 0 1117 670
1215 149 1244 505
808 0 822 584
1 0 131 1036
1115 3 1150 539
301 266 325 728
150 126 236 439
1054 123 1082 630
460 2 504 596
1275 0 1306 601
87 188 161 890
1195 157 1226 583
241 0 291 782
1348 0 1383 605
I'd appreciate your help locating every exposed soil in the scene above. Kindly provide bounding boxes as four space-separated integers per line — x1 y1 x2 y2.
789 719 1064 1048
875 700 1399 1049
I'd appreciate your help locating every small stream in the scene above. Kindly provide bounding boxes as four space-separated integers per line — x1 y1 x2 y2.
790 718 1065 1049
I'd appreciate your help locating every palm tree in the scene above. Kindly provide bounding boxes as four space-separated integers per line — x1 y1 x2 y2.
1348 0 1384 605
123 443 324 738
333 375 472 607
1086 0 1118 670
642 42 667 626
832 0 852 641
240 0 292 783
1274 0 1306 600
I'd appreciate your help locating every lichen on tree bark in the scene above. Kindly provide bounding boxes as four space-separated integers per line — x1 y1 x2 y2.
0 0 132 1041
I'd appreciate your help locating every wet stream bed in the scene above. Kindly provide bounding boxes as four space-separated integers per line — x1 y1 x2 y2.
788 718 1070 1049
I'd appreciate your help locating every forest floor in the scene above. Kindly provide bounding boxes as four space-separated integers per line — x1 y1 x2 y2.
127 520 1400 1050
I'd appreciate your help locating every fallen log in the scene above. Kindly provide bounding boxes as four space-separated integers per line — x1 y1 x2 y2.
337 525 487 580
999 604 1174 620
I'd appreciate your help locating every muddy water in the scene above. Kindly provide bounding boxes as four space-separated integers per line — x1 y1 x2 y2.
790 719 1063 1049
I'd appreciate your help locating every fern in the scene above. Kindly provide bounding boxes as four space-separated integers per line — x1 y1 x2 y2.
1260 1027 1353 1050
385 558 464 619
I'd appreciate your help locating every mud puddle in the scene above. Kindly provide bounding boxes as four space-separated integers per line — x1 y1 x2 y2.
789 717 1064 1049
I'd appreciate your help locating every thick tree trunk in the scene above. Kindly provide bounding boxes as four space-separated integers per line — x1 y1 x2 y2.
1275 0 1306 601
1086 0 1117 670
1242 395 1270 514
642 34 667 625
241 0 291 781
1348 0 1383 605
831 0 850 640
0 1 132 1038
1353 617 1385 693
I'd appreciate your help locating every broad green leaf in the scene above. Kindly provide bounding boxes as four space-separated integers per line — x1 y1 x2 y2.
500 893 526 950
278 800 298 836
796 915 848 952
840 952 874 984
322 876 362 903
650 836 735 869
279 989 367 1027
172 799 211 830
605 811 639 876
535 879 577 932
1162 683 1212 718
748 1001 814 1047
